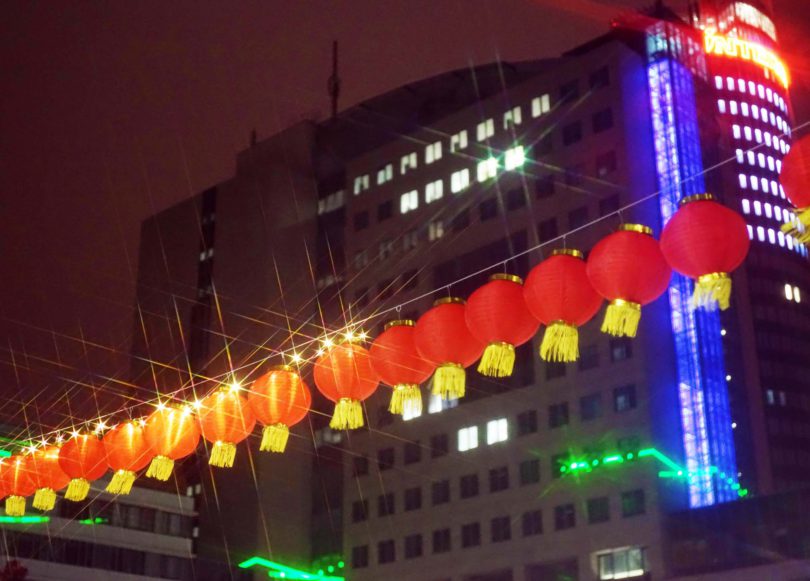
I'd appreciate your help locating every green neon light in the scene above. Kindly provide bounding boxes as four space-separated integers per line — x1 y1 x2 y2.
0 450 12 458
78 517 108 525
238 557 344 581
0 515 50 524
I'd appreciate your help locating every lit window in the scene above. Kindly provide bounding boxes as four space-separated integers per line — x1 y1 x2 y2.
796 287 802 303
732 125 741 139
737 78 746 92
730 101 738 115
741 102 749 117
754 128 762 143
477 158 499 182
762 180 769 194
531 94 551 117
597 547 646 580
401 152 418 175
425 141 442 164
747 151 755 166
758 153 765 168
752 104 759 120
428 392 457 414
768 228 776 244
767 156 775 172
780 185 786 199
458 426 479 452
486 418 508 445
766 389 775 405
751 175 759 190
738 174 747 189
504 146 526 171
778 231 785 247
770 112 776 126
748 81 756 95
400 190 418 214
772 180 779 196
747 224 754 239
425 180 443 204
503 106 522 128
726 77 734 90
741 199 750 214
757 226 765 241
787 236 794 250
476 119 495 141
764 132 772 146
766 87 773 102
735 149 744 163
450 130 468 152
753 200 762 216
714 76 723 89
775 206 783 221
450 169 470 194
428 220 445 241
785 283 794 301
353 174 370 195
744 126 752 140
717 99 726 113
377 163 393 185
776 160 782 174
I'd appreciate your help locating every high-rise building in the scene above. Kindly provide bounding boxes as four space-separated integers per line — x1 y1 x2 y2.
130 2 808 580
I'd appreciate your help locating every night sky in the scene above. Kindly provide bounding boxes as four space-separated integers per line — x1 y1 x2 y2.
1 0 808 432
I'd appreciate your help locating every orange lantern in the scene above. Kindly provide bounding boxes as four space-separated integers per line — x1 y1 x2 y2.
57 433 107 501
313 341 379 430
198 386 256 468
248 366 311 453
143 405 201 481
29 445 70 511
3 455 34 516
103 421 154 495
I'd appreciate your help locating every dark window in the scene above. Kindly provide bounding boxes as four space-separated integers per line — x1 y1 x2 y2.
592 108 614 133
610 338 633 361
546 361 567 380
378 539 395 564
404 487 422 511
353 211 369 231
519 459 541 485
479 197 499 221
535 175 555 198
537 218 558 243
404 441 421 465
549 403 569 428
554 504 576 530
353 456 369 476
568 206 589 229
351 500 368 523
522 510 543 536
432 528 451 553
578 344 599 370
536 134 553 155
451 209 470 232
565 165 584 187
461 522 481 548
562 121 583 145
404 534 423 559
378 448 394 471
614 385 637 412
589 66 610 89
580 393 603 421
402 269 418 291
491 516 512 542
551 453 570 479
431 433 449 458
517 410 538 436
506 188 526 211
378 493 394 517
377 200 393 221
489 466 510 493
460 473 480 499
599 194 620 216
596 151 617 176
352 545 369 568
560 80 580 103
432 480 451 505
587 496 610 524
622 489 646 517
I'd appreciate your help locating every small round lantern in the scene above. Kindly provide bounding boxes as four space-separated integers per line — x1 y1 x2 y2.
144 404 201 481
587 224 672 338
780 135 810 245
414 298 485 400
465 274 539 377
370 320 434 415
198 386 256 468
29 445 70 511
4 455 34 516
58 433 107 501
313 341 379 430
103 421 154 494
524 249 603 362
249 365 312 453
660 194 750 310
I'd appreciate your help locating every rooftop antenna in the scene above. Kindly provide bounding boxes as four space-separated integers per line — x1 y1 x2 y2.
328 40 341 120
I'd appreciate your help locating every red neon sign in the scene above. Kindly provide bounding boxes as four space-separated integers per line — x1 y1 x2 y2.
703 31 789 88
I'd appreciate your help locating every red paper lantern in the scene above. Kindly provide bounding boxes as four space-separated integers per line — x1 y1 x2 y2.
465 274 539 377
103 421 154 495
29 445 70 511
661 194 750 310
143 405 201 481
524 249 603 362
370 320 434 415
587 224 672 338
198 387 257 468
313 341 379 430
779 135 810 245
58 433 107 501
3 455 34 516
249 366 312 453
414 298 485 400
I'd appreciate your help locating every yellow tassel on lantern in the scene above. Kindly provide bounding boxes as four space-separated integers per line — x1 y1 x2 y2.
782 207 810 245
693 272 732 311
601 299 641 338
388 384 422 416
477 342 515 378
146 455 175 481
5 496 26 517
540 321 579 362
432 363 465 400
330 398 364 430
209 441 236 468
260 423 290 453
64 478 91 502
33 487 56 511
106 469 137 495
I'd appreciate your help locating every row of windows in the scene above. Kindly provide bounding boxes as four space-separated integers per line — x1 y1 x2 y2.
746 223 809 256
351 489 645 567
784 283 802 304
731 123 789 155
738 172 785 199
720 99 790 135
734 148 782 174
740 197 795 234
714 75 788 114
